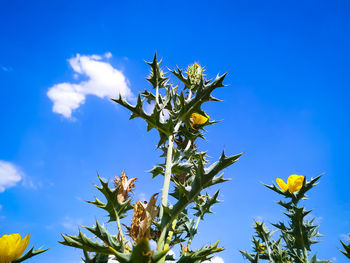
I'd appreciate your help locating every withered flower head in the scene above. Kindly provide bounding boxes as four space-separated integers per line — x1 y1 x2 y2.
114 171 137 202
129 193 158 242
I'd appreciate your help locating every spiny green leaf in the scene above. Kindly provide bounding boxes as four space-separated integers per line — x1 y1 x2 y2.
240 249 260 263
88 176 133 222
111 94 172 139
12 247 48 263
163 151 242 229
177 241 224 263
183 218 197 240
59 230 112 254
171 66 193 90
146 52 169 90
176 73 227 122
340 240 350 259
59 230 130 262
82 252 109 263
147 165 165 178
84 220 123 251
193 190 221 220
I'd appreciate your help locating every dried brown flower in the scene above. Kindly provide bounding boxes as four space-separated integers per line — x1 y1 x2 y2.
129 193 158 242
114 171 137 202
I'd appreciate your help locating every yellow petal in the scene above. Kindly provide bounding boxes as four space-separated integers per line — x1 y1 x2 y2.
13 234 30 259
288 174 304 193
190 113 209 126
287 174 298 186
0 234 11 251
0 233 23 262
276 178 288 191
0 235 12 261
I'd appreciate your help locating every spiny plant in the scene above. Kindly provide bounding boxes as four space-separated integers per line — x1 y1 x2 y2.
340 236 350 260
59 53 242 263
240 174 330 263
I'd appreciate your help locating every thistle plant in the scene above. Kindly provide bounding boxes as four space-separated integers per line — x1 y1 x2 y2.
340 236 350 259
59 53 242 263
240 174 329 263
0 233 47 263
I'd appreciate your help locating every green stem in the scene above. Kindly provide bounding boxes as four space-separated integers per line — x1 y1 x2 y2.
157 121 182 254
187 90 192 101
156 86 159 105
115 211 126 252
159 135 174 220
164 219 177 249
295 204 308 263
157 90 191 259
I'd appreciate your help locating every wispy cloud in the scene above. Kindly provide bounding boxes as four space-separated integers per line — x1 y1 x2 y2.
22 175 42 190
61 216 83 231
47 52 133 119
0 160 23 192
1 66 13 72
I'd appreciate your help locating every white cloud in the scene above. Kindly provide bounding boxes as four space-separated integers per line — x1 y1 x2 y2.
138 192 147 202
47 53 133 119
203 256 225 263
61 216 83 231
0 160 23 192
105 52 113 59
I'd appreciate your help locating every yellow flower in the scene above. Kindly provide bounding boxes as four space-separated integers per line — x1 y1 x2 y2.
190 113 209 126
258 243 265 253
0 233 30 263
276 174 304 193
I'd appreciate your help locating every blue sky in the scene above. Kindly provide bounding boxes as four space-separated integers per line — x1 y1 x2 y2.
0 0 350 262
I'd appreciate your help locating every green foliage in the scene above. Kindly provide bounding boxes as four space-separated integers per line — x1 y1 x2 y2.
340 239 350 259
177 241 224 263
12 247 49 263
82 251 109 263
241 176 330 263
60 53 240 262
88 176 133 221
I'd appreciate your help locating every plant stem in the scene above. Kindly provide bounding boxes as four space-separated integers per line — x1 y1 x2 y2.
157 121 182 254
187 90 192 101
156 86 159 105
159 135 174 220
164 219 177 249
295 203 308 263
115 211 126 252
157 90 191 259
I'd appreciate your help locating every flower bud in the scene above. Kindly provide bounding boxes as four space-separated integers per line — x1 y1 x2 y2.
186 62 204 85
